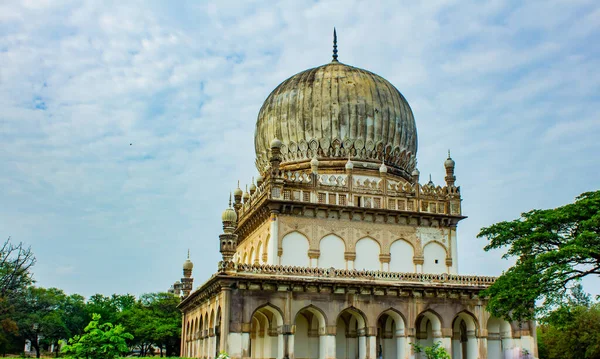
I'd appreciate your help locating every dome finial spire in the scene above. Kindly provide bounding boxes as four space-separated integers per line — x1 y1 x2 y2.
187 248 190 259
332 27 338 62
228 193 232 207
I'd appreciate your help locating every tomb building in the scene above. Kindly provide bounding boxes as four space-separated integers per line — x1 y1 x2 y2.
177 31 538 359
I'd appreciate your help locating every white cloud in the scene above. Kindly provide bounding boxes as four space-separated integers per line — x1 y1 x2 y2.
0 0 598 297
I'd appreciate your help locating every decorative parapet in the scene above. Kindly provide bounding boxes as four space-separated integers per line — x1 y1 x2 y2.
236 169 462 223
217 261 495 287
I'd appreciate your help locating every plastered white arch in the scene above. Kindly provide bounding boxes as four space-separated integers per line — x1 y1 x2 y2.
281 231 309 267
389 239 414 272
354 237 381 270
423 241 447 274
318 234 346 269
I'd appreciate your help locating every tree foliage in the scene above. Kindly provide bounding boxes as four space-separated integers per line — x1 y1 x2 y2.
15 287 70 358
0 237 36 355
61 313 133 359
478 190 600 321
537 292 600 359
121 292 182 356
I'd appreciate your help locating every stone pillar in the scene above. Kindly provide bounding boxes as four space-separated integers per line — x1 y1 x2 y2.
345 252 356 270
478 335 488 359
449 227 459 274
319 334 336 359
278 333 285 359
221 288 231 353
268 210 280 265
395 329 406 359
360 327 377 359
367 334 377 359
358 334 367 359
287 331 295 359
466 330 477 359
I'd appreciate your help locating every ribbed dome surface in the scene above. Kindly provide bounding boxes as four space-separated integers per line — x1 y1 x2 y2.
254 61 418 177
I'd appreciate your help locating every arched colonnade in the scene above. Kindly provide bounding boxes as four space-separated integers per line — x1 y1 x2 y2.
244 303 522 359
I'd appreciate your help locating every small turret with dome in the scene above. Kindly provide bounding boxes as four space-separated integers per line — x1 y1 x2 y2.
444 150 457 187
221 194 237 225
183 249 193 273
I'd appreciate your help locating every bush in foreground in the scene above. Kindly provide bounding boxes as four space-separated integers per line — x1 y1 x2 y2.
61 314 132 359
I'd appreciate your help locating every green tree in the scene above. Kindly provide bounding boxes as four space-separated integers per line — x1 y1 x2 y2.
61 313 133 359
0 237 36 354
14 287 68 358
121 292 181 357
85 294 135 325
537 301 600 359
478 190 600 321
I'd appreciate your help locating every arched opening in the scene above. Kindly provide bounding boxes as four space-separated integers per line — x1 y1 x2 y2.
376 310 407 359
318 234 346 268
281 232 310 267
451 312 478 359
242 252 248 264
415 311 443 359
354 238 381 271
487 317 512 359
336 308 368 359
422 242 447 274
250 304 284 359
294 306 327 359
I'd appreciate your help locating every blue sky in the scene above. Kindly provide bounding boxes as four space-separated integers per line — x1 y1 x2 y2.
1 0 599 298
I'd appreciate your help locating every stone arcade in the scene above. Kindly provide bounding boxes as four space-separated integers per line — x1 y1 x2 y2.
176 35 538 359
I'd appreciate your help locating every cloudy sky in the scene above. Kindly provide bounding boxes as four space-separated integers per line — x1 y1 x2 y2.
1 0 599 298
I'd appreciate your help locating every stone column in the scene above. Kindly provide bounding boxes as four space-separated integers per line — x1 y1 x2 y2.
449 226 459 274
414 256 424 273
478 335 488 359
320 326 337 359
395 329 406 359
361 327 376 359
358 334 367 359
221 288 231 353
345 252 356 270
287 330 295 359
466 330 478 359
452 328 462 359
268 210 280 265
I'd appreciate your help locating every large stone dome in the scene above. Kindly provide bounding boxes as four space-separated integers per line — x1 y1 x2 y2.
254 61 418 178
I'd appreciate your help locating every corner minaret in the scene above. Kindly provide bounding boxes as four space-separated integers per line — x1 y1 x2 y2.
181 250 194 297
444 150 456 187
220 194 238 263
